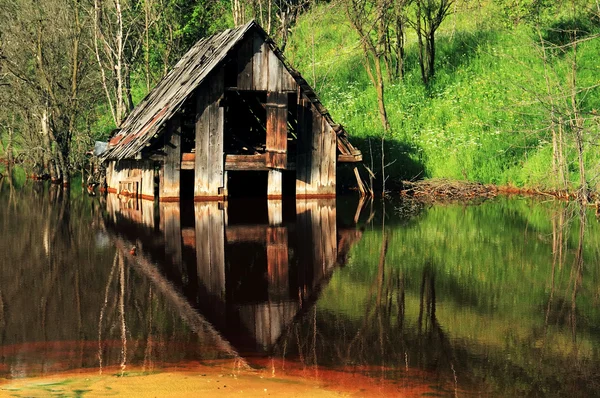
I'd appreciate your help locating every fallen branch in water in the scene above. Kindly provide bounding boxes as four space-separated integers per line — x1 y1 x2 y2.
400 179 498 202
400 179 599 203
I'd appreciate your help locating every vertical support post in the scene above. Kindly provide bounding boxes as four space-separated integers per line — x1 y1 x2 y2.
295 97 336 197
195 69 225 200
160 116 181 200
267 169 283 199
296 98 311 197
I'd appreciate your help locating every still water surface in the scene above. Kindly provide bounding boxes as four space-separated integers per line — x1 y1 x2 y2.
1 183 600 396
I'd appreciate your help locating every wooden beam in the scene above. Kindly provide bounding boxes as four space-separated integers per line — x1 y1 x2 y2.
337 153 363 163
159 115 181 200
195 69 225 199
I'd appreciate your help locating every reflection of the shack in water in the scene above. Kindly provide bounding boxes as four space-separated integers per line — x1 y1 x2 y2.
103 194 362 356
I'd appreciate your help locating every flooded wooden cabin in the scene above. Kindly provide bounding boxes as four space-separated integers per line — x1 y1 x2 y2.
101 21 362 201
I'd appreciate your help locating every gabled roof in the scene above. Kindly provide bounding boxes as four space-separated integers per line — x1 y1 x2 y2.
102 20 361 162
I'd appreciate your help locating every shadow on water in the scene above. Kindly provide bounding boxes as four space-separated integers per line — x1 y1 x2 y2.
3 184 600 396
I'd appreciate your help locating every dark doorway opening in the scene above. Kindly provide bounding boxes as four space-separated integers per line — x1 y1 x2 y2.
180 170 195 200
228 171 267 199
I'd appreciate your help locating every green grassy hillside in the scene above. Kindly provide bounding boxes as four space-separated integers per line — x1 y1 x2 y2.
286 2 600 191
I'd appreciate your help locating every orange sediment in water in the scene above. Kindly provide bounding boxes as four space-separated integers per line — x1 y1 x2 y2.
0 359 451 397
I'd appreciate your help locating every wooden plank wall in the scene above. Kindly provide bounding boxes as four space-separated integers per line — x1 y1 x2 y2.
106 160 155 200
236 32 296 92
296 99 337 197
194 202 226 314
296 199 337 291
195 69 225 200
266 91 287 169
159 116 182 200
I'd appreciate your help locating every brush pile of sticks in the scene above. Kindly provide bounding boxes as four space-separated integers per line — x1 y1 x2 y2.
400 179 498 201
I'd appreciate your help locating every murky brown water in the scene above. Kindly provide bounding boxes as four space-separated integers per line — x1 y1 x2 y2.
1 181 600 397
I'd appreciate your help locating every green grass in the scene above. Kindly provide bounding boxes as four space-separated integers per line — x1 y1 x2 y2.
287 2 600 191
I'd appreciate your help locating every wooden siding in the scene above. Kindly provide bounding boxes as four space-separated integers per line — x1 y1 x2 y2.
236 32 296 92
267 170 283 199
106 160 155 199
159 116 182 199
266 91 287 169
181 154 296 171
296 98 336 197
195 69 225 199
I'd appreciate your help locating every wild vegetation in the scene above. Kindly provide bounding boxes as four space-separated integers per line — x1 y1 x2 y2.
1 0 599 196
280 198 600 396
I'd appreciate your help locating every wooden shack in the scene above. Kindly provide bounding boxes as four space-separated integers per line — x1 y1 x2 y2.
101 20 362 201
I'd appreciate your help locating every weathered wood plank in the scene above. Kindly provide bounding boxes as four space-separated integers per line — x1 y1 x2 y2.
237 35 254 90
140 160 155 199
224 154 267 170
319 117 336 195
307 101 322 196
195 68 225 199
195 87 210 195
160 116 181 199
295 98 311 197
267 170 283 200
267 49 281 92
295 97 336 197
252 34 268 90
207 105 224 195
266 92 288 169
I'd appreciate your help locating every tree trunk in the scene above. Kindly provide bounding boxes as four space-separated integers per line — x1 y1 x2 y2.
428 29 435 81
115 0 125 125
415 4 428 85
374 56 391 133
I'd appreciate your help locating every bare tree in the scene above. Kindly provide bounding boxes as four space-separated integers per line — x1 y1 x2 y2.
345 0 392 132
0 0 95 183
410 0 454 85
